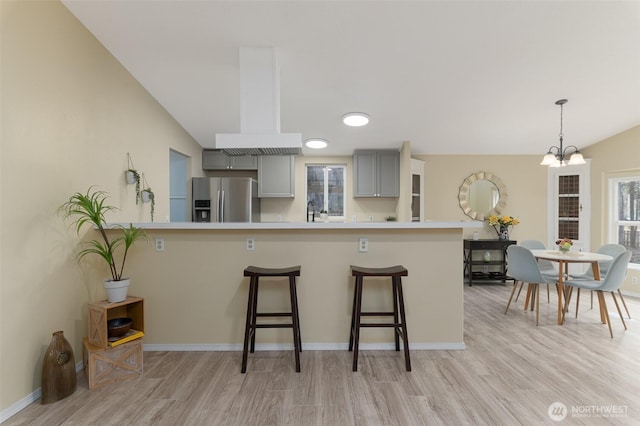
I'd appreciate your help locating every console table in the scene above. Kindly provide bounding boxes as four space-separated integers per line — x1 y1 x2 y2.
463 239 516 286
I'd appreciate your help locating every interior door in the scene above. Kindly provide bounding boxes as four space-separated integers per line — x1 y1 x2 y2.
547 162 591 273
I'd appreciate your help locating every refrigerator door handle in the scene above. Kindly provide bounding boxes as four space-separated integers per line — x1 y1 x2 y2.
220 190 225 222
216 190 221 223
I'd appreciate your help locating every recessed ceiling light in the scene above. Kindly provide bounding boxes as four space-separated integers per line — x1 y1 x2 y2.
342 112 370 127
305 138 328 149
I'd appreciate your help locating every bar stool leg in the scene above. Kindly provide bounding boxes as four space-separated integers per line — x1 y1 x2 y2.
241 277 257 373
290 275 302 352
250 279 260 353
392 280 400 351
352 276 363 372
348 283 358 352
288 276 301 372
395 276 411 372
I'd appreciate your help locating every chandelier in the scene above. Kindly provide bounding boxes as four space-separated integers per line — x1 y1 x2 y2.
540 99 586 167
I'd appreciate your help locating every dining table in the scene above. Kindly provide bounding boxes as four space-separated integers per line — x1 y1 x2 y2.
530 249 613 325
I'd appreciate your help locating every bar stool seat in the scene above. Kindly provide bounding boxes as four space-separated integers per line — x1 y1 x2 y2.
349 265 411 372
241 265 302 373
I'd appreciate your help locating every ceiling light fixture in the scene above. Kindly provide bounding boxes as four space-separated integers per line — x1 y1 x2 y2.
305 138 328 149
342 112 370 127
540 99 586 167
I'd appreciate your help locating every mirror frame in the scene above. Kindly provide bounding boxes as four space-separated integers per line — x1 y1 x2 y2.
458 171 508 220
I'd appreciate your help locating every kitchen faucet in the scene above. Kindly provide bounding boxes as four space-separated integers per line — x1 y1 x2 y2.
307 201 315 222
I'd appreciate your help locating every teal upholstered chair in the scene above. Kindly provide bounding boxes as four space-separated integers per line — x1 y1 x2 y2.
518 240 558 304
569 244 630 318
505 245 559 325
563 251 632 337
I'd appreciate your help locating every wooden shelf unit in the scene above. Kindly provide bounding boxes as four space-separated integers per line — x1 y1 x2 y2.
87 296 144 348
83 338 143 390
84 296 144 389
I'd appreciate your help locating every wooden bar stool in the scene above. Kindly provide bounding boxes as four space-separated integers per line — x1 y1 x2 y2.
241 265 302 373
349 265 411 372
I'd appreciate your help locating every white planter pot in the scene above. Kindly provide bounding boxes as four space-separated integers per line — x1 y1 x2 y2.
125 171 137 185
103 278 130 303
141 191 151 203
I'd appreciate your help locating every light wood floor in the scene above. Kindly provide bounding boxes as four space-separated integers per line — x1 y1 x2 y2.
7 284 640 425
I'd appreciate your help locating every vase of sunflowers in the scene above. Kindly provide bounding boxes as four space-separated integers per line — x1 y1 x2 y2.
487 215 519 240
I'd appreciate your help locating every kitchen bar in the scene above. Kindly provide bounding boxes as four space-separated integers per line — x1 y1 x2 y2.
114 221 481 351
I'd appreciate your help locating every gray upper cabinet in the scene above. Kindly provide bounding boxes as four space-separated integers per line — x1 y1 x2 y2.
202 150 257 170
353 150 400 197
258 155 295 198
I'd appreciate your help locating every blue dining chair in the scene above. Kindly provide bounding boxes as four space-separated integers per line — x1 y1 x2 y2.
563 250 632 338
519 240 559 304
505 245 559 325
568 244 630 318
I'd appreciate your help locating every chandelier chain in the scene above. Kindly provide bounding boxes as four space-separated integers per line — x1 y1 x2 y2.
558 102 564 140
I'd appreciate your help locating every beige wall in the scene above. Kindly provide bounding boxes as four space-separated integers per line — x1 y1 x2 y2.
1 0 202 412
121 227 464 347
2 0 639 416
417 154 549 242
582 126 640 293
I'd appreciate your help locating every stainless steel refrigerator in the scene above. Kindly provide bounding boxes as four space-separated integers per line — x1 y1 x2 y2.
192 177 260 223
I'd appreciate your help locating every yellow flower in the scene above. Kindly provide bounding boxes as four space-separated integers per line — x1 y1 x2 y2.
486 215 520 237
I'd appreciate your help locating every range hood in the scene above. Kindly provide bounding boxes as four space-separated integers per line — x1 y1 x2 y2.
216 47 302 156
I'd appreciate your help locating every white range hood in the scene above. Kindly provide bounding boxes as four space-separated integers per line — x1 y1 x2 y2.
216 47 302 155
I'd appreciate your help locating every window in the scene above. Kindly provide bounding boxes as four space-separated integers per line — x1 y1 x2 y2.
306 165 345 219
609 176 640 266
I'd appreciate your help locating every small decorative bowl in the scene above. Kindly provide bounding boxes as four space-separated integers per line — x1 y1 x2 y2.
107 317 133 337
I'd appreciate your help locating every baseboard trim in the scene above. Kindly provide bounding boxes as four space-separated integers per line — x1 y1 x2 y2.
0 361 83 424
143 342 466 351
620 290 640 298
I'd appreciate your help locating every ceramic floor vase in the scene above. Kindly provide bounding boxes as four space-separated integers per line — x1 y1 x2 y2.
41 331 76 404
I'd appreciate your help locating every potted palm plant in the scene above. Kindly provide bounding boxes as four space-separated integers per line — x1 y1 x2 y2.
59 187 147 302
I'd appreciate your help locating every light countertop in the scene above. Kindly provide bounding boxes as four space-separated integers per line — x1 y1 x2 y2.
111 220 483 230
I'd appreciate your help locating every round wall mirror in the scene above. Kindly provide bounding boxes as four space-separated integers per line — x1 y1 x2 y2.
458 171 508 220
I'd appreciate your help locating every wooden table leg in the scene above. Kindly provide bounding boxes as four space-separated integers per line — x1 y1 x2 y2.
557 260 564 325
591 262 607 323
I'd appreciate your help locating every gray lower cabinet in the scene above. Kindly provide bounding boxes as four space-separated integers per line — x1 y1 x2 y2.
258 155 295 198
353 150 400 197
202 150 257 170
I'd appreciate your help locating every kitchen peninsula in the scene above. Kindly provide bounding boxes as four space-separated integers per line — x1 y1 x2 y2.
117 221 481 351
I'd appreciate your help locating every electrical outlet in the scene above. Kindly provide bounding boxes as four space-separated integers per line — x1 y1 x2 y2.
632 276 639 286
246 238 255 251
358 237 368 253
352 215 357 222
154 238 164 252
369 215 374 222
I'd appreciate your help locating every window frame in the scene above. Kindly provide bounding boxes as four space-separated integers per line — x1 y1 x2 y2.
305 163 346 221
608 174 640 269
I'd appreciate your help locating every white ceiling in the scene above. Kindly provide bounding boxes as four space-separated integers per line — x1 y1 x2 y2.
61 0 640 156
